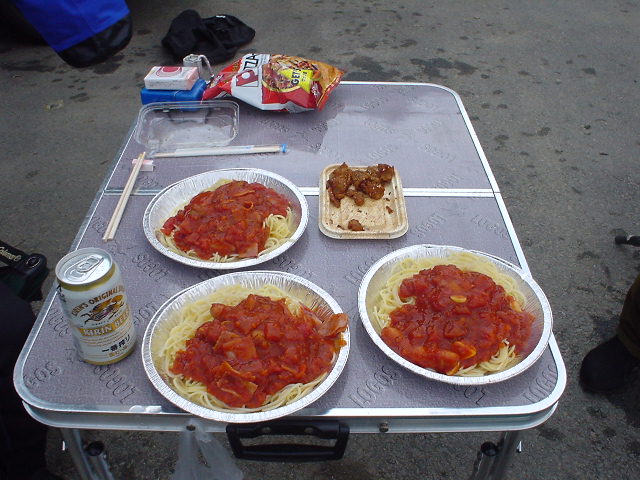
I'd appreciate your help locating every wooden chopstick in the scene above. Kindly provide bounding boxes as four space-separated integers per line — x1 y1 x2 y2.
102 152 146 241
151 144 287 158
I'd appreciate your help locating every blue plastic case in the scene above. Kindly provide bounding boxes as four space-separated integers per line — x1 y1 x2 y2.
140 79 207 105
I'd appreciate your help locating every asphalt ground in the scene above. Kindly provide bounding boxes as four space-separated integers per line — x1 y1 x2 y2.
1 1 639 479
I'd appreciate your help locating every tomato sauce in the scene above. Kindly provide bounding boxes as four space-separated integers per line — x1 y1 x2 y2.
161 180 291 260
380 265 533 375
170 294 348 408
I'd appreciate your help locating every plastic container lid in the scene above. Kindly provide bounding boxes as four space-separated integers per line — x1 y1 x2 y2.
133 100 239 157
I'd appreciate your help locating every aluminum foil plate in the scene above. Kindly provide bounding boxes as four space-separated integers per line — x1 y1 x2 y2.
142 271 350 423
358 244 552 386
143 168 309 269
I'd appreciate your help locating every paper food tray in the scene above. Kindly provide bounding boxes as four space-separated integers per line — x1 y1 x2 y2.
319 164 408 239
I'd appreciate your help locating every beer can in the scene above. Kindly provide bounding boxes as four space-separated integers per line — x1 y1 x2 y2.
56 248 136 365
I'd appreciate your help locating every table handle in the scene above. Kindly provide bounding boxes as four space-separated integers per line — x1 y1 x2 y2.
226 419 349 462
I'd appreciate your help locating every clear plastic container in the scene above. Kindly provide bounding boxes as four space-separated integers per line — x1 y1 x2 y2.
134 100 239 157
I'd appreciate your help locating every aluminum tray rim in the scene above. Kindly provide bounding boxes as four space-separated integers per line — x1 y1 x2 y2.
141 270 350 423
357 244 553 386
143 168 309 269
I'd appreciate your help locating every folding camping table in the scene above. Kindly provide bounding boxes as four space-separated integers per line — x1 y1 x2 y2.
14 82 566 480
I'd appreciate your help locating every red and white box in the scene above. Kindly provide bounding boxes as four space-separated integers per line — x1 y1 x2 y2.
144 66 199 90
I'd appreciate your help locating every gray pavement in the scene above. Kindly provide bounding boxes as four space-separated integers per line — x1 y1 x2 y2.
1 1 639 479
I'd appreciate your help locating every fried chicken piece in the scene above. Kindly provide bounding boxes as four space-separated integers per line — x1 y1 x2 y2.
326 163 353 206
327 185 341 207
377 164 395 182
359 178 385 200
350 170 369 188
326 163 395 206
347 219 365 231
346 188 365 206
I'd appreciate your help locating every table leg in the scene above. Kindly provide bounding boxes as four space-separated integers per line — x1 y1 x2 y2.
85 440 116 480
468 431 522 480
490 431 521 479
59 428 114 480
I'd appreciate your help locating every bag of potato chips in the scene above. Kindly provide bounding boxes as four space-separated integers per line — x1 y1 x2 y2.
202 53 344 112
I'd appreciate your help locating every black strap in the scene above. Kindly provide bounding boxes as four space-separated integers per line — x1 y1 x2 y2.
0 240 49 302
0 240 26 267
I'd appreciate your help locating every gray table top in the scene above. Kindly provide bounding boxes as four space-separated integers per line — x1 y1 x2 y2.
15 82 565 433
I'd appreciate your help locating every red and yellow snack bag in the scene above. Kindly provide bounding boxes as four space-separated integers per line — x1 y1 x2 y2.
202 53 344 112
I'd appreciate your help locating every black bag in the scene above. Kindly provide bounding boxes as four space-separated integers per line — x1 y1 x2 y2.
0 240 48 302
0 243 51 479
162 10 255 64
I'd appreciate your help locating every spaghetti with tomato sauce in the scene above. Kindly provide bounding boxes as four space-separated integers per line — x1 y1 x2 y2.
380 264 534 376
160 180 292 261
170 293 348 409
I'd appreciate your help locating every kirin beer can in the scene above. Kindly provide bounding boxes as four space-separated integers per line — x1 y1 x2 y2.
56 247 136 365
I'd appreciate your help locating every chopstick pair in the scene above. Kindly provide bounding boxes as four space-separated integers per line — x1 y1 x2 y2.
150 144 287 158
102 152 146 241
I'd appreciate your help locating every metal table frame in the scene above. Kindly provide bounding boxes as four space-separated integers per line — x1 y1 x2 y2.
15 82 566 480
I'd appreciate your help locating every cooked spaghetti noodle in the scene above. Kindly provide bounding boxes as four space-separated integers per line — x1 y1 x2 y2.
158 179 296 262
158 284 347 412
372 251 533 376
